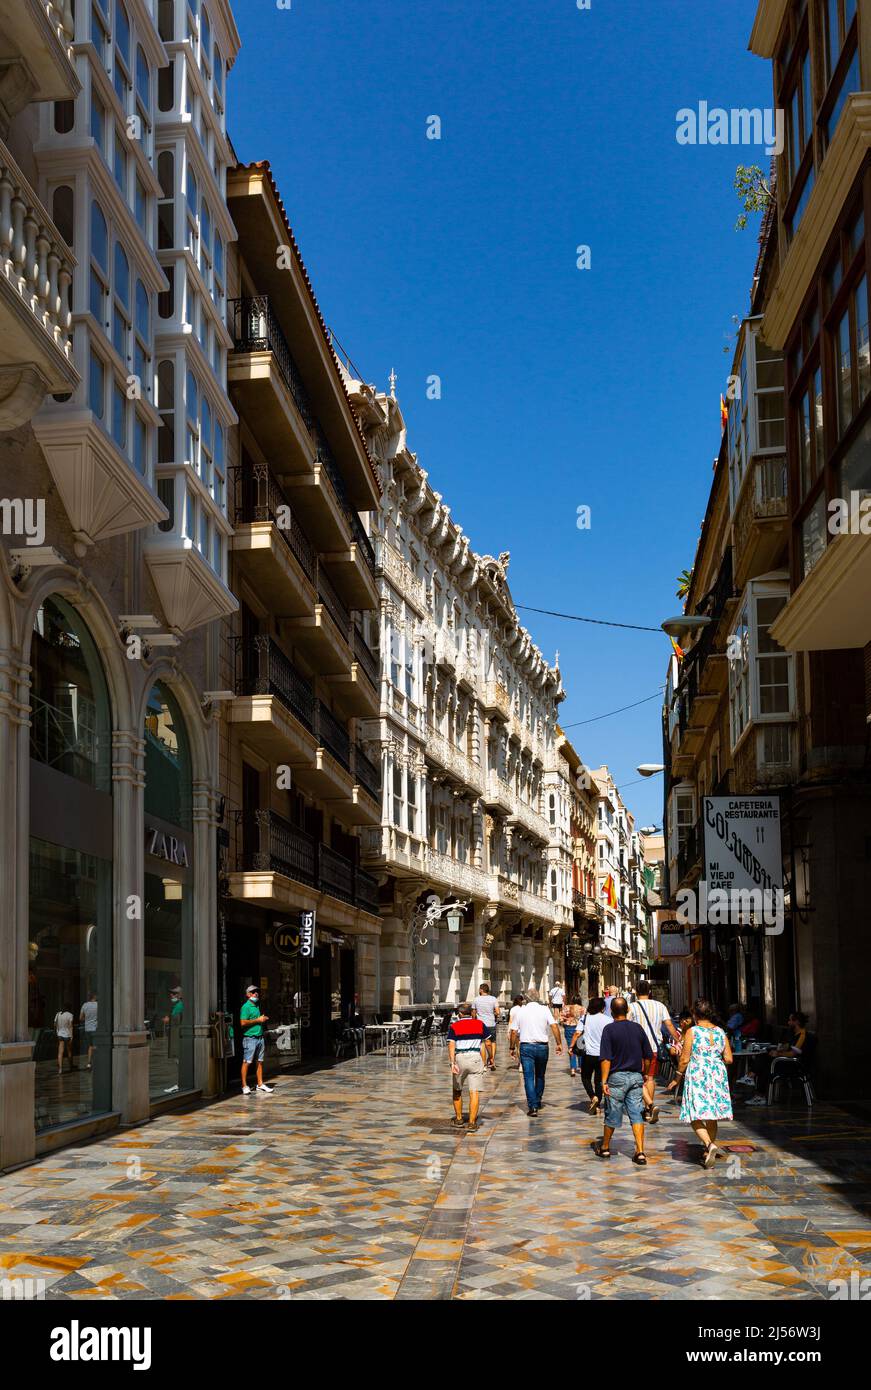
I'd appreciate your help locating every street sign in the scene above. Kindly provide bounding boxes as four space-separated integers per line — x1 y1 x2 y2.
702 796 782 897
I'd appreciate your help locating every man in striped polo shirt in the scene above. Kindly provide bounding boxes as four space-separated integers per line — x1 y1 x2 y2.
448 1003 488 1132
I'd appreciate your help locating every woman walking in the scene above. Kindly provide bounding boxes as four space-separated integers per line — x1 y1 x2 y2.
508 994 525 1069
575 996 609 1115
561 995 585 1078
675 999 733 1167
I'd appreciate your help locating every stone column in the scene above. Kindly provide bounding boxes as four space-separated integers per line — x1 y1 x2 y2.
490 935 509 1002
509 932 525 996
379 913 412 1012
459 916 485 1000
0 645 35 1169
111 728 150 1124
356 934 379 1014
522 931 535 994
439 923 459 1003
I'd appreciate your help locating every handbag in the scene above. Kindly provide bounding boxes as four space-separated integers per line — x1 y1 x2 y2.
636 999 671 1065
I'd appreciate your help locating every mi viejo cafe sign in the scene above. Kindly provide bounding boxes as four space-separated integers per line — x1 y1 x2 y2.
676 796 784 935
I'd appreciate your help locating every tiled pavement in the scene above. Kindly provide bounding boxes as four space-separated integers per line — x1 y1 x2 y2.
1 1035 870 1301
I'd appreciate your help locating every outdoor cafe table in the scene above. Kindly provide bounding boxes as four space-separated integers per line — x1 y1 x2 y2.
363 1021 412 1061
730 1046 773 1081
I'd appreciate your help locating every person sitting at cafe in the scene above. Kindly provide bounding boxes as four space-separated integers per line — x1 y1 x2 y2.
745 1011 808 1106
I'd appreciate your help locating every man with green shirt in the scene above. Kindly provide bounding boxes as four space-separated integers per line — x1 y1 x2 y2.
240 984 273 1095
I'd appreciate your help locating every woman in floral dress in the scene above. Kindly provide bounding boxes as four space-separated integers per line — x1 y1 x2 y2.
675 999 733 1167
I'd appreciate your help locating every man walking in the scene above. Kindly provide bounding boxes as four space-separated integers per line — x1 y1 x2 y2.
591 996 653 1164
548 980 565 1018
509 988 562 1117
447 1002 488 1131
240 984 274 1095
629 980 679 1124
473 982 500 1070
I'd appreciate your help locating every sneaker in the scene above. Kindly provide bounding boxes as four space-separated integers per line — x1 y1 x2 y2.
256 1083 274 1094
527 1108 538 1117
242 1085 252 1095
737 1075 757 1087
450 1116 465 1128
467 1121 479 1133
745 1095 767 1105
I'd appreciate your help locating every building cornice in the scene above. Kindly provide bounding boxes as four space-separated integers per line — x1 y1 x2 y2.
748 0 790 58
763 95 871 349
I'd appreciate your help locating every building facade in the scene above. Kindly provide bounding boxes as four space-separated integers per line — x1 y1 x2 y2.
216 160 383 1070
341 380 571 1008
0 0 241 1170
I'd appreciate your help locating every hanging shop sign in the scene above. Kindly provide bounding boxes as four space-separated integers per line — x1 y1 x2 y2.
702 797 782 897
299 909 317 959
658 920 693 958
145 823 190 867
272 920 301 960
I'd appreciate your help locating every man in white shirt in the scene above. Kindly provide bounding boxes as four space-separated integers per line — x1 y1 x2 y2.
473 983 500 1070
548 981 566 1018
629 981 679 1123
509 988 562 1116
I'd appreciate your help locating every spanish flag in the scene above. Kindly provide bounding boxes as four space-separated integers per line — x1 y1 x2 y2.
670 635 685 661
720 395 729 432
601 874 618 910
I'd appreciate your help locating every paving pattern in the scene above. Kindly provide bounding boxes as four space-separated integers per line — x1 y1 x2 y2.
1 1033 870 1301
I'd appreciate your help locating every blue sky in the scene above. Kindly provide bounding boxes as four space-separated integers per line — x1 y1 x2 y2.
228 0 772 829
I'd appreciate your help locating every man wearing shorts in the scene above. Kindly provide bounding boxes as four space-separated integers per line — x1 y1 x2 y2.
590 996 652 1165
448 1003 487 1131
240 984 273 1095
629 981 679 1124
473 983 500 1070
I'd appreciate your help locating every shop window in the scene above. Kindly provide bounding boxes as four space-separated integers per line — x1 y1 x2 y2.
144 683 193 1100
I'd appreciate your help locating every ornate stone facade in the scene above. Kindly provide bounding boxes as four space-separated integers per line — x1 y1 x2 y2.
343 376 573 1007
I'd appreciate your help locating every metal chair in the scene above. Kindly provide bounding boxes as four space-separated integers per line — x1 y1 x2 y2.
418 1015 434 1049
767 1037 817 1107
393 1016 423 1057
433 1014 453 1047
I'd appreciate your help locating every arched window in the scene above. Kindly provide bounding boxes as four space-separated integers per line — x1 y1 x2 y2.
52 186 74 249
136 45 150 118
158 150 175 250
31 596 111 791
157 358 175 465
112 242 130 359
54 99 74 134
143 681 193 1102
29 596 114 1131
90 201 109 325
135 279 151 396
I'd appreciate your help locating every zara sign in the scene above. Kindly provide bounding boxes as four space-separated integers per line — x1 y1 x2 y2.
145 825 190 868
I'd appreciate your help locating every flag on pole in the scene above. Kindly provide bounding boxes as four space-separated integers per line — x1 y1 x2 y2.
720 395 728 432
670 635 684 661
601 874 618 910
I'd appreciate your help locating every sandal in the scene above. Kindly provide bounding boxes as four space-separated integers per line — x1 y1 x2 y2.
590 1139 611 1158
632 1151 648 1166
451 1116 465 1128
702 1143 719 1168
588 1098 599 1116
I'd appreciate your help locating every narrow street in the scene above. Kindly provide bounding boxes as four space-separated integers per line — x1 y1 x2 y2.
2 1040 869 1302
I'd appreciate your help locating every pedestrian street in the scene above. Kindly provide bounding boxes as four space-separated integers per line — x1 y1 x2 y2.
1 1037 870 1302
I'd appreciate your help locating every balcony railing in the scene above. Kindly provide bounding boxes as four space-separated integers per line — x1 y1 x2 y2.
235 810 377 911
230 295 375 574
0 143 76 389
426 725 484 793
353 741 381 800
232 460 316 581
353 626 379 688
317 700 351 769
234 635 315 731
374 536 426 609
317 564 352 638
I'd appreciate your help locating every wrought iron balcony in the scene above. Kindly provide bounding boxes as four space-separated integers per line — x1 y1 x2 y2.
353 626 379 689
235 809 378 911
353 741 381 801
317 699 350 770
317 564 352 639
234 635 315 732
232 459 316 581
230 295 375 575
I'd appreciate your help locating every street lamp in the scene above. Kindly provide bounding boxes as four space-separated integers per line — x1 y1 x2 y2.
636 764 665 777
661 615 714 638
410 893 469 947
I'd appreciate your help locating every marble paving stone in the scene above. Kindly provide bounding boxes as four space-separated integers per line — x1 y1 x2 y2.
1 1041 870 1300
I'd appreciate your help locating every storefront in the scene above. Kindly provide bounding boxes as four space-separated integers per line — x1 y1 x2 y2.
143 683 195 1103
28 596 114 1135
223 904 359 1079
